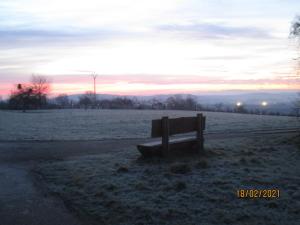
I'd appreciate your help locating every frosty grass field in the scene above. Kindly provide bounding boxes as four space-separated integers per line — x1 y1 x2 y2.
0 109 299 141
36 130 300 225
1 109 299 224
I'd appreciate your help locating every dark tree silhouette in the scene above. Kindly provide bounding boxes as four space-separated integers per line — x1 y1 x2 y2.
99 97 134 109
9 84 36 111
290 16 300 116
79 91 94 109
0 96 7 109
8 76 50 111
31 75 50 107
166 95 197 110
234 104 247 114
54 94 70 108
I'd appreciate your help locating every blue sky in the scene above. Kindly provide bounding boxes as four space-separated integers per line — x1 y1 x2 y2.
0 0 300 96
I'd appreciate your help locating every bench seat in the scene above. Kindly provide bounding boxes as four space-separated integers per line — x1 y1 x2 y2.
137 136 198 157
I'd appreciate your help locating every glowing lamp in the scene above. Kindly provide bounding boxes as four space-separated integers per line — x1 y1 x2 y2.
236 102 242 107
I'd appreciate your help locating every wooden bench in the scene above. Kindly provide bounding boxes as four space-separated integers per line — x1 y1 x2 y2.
137 113 206 157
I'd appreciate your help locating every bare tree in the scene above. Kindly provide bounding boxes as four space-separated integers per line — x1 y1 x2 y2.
8 75 51 111
31 75 51 108
0 96 7 109
290 17 300 118
55 94 70 108
291 16 300 36
79 91 94 109
31 75 50 95
9 84 35 111
166 95 197 110
291 16 300 76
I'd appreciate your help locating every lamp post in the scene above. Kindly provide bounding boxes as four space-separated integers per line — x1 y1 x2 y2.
236 102 242 107
261 101 268 114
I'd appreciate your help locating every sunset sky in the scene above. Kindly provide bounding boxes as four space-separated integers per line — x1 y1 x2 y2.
0 0 300 97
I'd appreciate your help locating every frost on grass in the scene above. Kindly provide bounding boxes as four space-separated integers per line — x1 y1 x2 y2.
36 134 300 225
0 109 299 141
169 162 191 174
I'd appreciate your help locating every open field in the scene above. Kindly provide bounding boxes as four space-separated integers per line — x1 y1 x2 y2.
0 109 299 141
0 109 299 225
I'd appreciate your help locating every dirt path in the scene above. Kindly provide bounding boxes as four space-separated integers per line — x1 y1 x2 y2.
0 129 298 225
1 128 299 163
0 139 142 225
0 164 82 225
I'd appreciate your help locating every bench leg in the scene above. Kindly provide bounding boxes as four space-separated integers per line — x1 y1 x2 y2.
197 113 204 153
162 116 169 157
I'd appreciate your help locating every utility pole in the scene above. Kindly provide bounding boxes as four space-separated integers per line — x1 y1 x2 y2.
92 73 98 107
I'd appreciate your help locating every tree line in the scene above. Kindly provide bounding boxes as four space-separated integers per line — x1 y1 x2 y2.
51 93 200 111
0 75 299 116
0 77 199 111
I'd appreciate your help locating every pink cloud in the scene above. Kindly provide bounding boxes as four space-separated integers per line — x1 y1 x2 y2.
0 74 299 98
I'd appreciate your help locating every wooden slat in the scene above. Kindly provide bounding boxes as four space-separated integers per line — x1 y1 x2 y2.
169 117 198 135
152 116 203 137
137 137 197 157
151 119 162 138
139 136 195 147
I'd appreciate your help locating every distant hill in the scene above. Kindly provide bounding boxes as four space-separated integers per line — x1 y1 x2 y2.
67 91 298 105
68 94 118 101
193 92 298 105
46 91 300 115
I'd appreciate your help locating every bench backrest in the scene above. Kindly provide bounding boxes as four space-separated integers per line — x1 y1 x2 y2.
151 114 206 138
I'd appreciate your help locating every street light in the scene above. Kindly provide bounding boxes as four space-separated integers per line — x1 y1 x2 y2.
260 101 268 115
236 102 242 107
